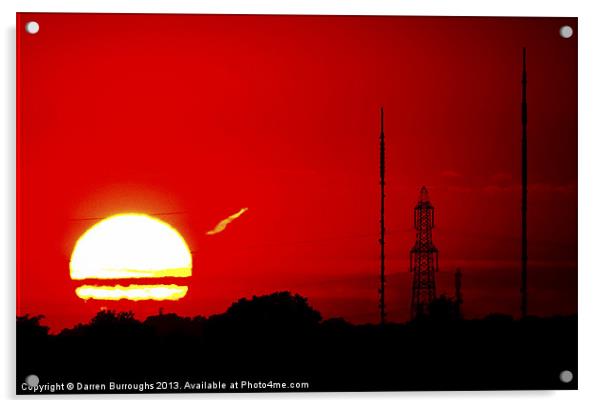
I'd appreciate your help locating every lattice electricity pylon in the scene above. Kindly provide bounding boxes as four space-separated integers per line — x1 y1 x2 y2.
410 186 439 320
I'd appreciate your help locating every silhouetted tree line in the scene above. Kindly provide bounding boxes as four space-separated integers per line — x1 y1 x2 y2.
17 291 577 392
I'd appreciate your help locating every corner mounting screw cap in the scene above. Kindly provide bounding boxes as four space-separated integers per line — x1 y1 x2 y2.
559 25 573 39
25 21 40 35
25 374 39 387
559 370 573 383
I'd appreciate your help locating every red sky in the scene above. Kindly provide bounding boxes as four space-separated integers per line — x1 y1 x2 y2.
17 13 577 331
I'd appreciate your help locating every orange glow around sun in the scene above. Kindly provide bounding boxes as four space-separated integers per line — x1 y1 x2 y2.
69 213 192 301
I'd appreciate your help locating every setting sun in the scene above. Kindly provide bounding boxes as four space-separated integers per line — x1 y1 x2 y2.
70 213 192 301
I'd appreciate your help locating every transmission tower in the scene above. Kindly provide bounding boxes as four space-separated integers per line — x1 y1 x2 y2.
410 186 439 320
378 107 386 325
520 47 529 319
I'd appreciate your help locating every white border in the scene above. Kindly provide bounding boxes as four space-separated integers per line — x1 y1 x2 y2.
3 1 601 407
9 0 586 17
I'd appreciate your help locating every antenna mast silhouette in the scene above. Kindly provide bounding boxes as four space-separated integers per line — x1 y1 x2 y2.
378 107 386 325
410 187 439 319
521 48 528 318
455 268 463 319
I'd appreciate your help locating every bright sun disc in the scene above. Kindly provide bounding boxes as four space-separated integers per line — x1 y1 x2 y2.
70 213 192 301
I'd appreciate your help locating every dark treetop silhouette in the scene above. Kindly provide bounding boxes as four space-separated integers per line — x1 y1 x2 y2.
18 291 576 393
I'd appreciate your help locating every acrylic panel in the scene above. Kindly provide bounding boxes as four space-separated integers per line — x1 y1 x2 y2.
16 13 577 394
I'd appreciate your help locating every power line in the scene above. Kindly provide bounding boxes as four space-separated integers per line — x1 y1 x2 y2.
68 211 187 221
